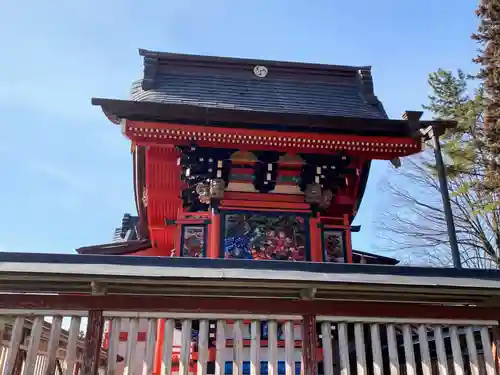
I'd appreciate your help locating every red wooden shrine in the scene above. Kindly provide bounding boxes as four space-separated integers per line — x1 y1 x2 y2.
90 49 442 265
84 49 454 375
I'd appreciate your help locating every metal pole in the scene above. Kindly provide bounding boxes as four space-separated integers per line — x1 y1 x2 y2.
431 128 462 269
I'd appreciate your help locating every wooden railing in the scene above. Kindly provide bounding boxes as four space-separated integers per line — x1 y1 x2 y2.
1 253 500 374
0 312 91 375
317 316 497 375
0 309 498 375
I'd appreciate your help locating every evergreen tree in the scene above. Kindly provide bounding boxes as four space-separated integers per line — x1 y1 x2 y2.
472 0 500 191
377 70 500 268
376 0 500 267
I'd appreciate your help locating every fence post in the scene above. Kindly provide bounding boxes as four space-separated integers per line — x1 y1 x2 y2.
82 282 106 375
302 315 317 375
81 309 104 375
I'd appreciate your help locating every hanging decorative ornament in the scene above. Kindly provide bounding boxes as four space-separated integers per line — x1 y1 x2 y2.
304 183 322 204
209 178 226 200
195 182 211 204
319 188 333 209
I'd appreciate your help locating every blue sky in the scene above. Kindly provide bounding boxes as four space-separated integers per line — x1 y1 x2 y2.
0 0 479 256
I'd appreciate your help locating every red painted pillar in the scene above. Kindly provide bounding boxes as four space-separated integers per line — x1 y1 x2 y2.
209 209 221 258
177 227 184 257
343 215 353 263
309 216 322 262
302 315 318 375
153 319 166 375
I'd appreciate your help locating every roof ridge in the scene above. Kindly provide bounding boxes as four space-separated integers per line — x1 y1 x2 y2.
138 48 372 73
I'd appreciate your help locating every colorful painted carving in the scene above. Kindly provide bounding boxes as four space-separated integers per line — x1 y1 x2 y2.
182 226 205 257
223 213 306 261
323 230 345 262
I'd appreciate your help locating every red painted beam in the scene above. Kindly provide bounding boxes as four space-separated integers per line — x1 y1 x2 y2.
224 192 305 203
126 121 422 159
220 199 309 210
0 295 499 320
220 206 311 213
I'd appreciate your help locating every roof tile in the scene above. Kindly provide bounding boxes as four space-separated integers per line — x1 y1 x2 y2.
130 51 388 119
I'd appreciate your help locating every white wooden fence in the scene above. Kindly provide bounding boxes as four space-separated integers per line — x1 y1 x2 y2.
0 311 497 375
0 312 97 375
316 316 498 375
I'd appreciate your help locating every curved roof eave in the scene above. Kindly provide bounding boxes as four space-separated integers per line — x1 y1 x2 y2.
75 239 151 255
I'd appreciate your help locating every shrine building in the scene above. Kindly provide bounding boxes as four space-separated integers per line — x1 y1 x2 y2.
69 49 457 375
85 49 431 264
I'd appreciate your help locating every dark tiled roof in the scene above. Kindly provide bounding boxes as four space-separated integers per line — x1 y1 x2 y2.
76 214 145 254
75 239 150 255
130 49 388 120
112 213 140 242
